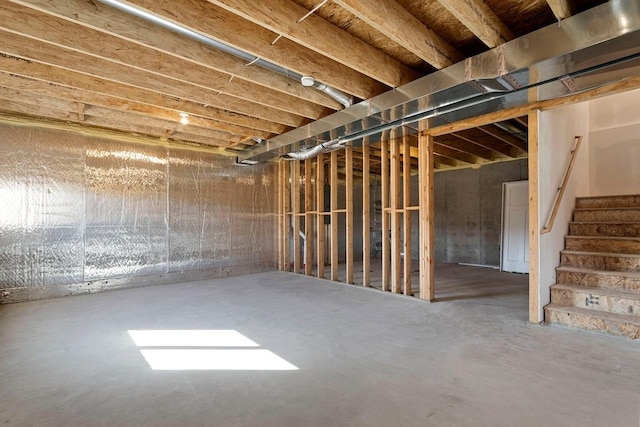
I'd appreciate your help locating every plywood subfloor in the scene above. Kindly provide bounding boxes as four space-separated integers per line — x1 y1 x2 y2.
0 266 638 426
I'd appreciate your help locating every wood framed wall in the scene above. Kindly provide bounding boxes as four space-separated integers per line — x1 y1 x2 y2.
276 123 436 301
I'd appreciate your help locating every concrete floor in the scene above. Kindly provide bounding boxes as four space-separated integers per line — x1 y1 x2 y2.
1 265 639 427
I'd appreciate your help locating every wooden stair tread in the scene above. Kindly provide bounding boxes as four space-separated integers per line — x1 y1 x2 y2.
570 221 640 224
556 265 640 279
551 283 640 300
561 250 640 258
545 304 640 326
574 207 640 212
577 194 640 200
567 236 640 241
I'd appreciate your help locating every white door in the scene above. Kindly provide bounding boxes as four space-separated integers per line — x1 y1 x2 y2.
501 181 529 274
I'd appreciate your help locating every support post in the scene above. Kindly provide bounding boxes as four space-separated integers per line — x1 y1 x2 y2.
418 124 435 301
528 111 541 323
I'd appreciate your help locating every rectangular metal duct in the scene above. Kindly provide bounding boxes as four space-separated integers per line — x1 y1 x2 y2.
238 0 640 163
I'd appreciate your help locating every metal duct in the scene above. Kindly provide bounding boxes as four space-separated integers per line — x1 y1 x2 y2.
239 0 640 163
96 0 352 108
284 138 343 160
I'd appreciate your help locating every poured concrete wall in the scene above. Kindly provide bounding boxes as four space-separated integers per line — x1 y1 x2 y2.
428 160 528 266
0 122 277 303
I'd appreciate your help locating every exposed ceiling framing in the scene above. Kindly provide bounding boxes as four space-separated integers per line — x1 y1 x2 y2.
0 0 613 172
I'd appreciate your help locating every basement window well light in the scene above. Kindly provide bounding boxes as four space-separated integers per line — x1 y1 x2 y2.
127 330 298 371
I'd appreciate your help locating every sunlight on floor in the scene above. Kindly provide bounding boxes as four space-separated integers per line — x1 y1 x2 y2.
127 329 298 371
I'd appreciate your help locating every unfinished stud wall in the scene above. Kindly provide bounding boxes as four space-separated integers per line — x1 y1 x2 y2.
410 159 528 267
0 122 277 303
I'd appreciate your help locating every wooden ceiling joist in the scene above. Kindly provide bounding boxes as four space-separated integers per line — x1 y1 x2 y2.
477 125 528 153
0 28 327 122
546 0 574 20
9 0 340 110
0 3 342 115
333 0 463 69
119 0 388 99
436 0 514 48
206 0 418 88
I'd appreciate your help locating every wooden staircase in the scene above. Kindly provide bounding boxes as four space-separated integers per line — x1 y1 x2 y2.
545 194 640 339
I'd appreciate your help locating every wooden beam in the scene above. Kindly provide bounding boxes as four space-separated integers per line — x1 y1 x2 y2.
0 72 286 137
345 147 354 284
304 158 314 276
207 0 417 88
528 111 541 323
121 0 387 99
316 153 326 279
0 31 314 126
437 0 513 48
546 0 574 20
9 0 341 110
390 136 402 293
418 123 435 301
0 3 339 116
478 125 528 153
362 144 371 287
403 136 412 296
292 161 301 274
0 94 236 147
334 0 463 69
450 130 519 158
330 151 339 282
426 75 640 138
434 135 497 161
433 142 480 164
381 139 390 291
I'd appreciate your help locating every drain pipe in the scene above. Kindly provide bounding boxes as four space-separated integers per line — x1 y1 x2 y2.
96 0 352 108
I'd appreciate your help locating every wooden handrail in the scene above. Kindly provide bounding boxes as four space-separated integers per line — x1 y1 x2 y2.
541 135 583 234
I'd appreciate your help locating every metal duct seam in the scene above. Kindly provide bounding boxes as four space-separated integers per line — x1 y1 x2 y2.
97 0 352 109
284 138 343 160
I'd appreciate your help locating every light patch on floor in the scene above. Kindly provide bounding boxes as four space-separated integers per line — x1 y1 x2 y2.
128 329 298 371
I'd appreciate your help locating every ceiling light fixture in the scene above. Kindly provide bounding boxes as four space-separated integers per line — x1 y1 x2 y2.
179 112 189 125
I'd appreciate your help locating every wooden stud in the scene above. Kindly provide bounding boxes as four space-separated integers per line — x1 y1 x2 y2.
528 111 541 323
362 144 371 287
418 123 435 301
316 153 325 279
292 160 301 274
304 158 313 276
345 147 354 284
390 136 402 293
330 150 339 282
381 139 390 291
277 160 285 270
283 159 291 272
403 136 412 296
